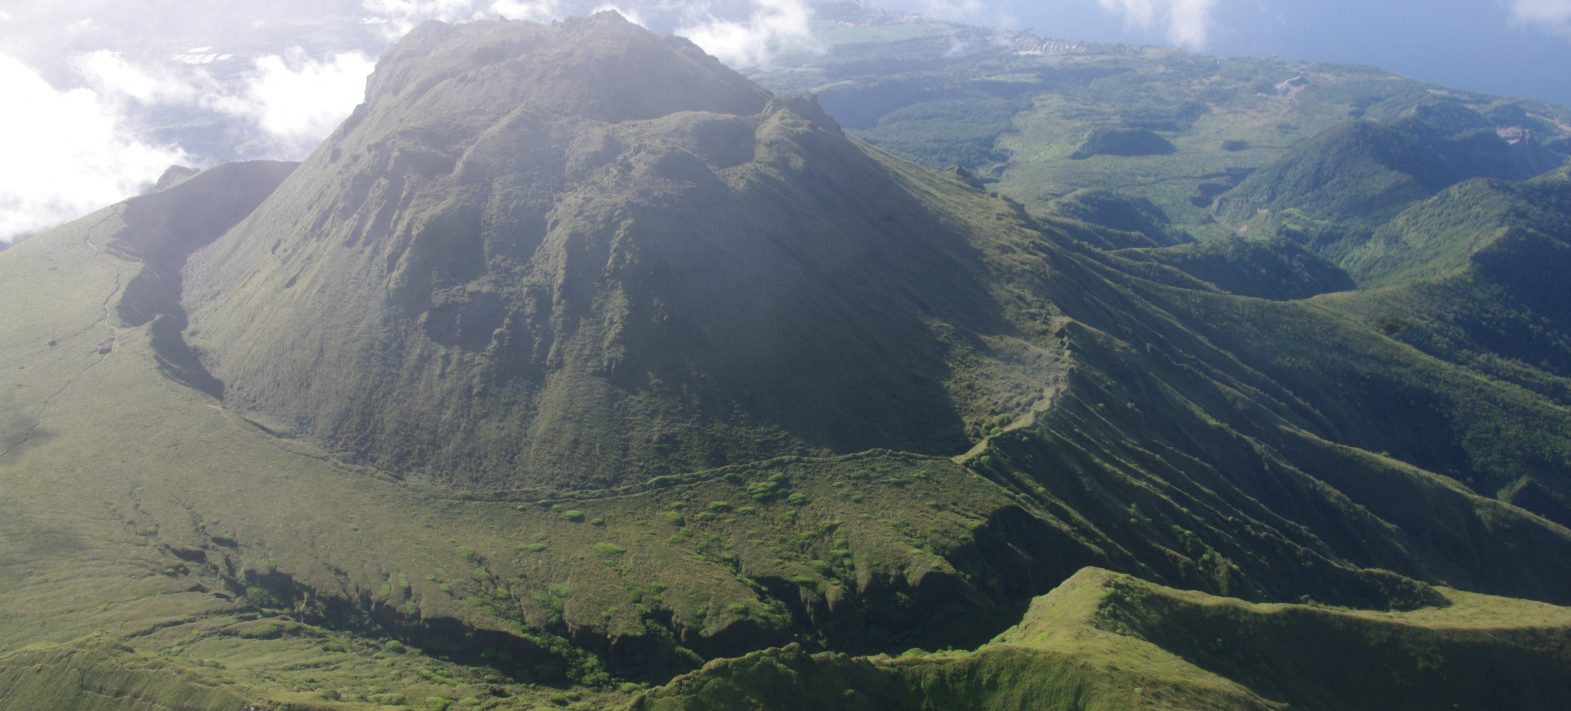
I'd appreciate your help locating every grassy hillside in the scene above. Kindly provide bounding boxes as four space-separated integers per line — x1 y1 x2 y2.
4 128 1562 706
2 12 1570 710
0 182 1069 706
1217 107 1558 229
1122 235 1353 299
1306 166 1571 518
633 568 1571 710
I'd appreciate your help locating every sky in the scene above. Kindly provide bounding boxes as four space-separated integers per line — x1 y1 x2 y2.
0 0 1567 242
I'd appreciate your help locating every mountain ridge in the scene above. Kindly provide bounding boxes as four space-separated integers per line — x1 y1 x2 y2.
0 11 1569 710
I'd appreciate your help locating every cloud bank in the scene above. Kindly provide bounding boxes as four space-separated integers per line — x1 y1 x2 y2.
70 49 200 105
0 0 817 240
918 0 986 21
677 0 817 66
207 48 377 153
1508 0 1571 39
1096 0 1218 49
0 45 375 241
0 54 187 242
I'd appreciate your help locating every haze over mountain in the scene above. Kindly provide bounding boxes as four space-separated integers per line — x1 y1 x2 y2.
4 0 1568 244
0 8 1569 710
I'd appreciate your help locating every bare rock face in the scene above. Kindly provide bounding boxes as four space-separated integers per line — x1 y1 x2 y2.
184 14 1014 489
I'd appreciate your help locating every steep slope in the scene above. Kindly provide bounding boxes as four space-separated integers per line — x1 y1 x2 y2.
1045 189 1190 249
1123 235 1353 299
634 568 1571 711
1310 165 1571 516
3 12 1571 710
184 13 1048 491
1342 163 1571 288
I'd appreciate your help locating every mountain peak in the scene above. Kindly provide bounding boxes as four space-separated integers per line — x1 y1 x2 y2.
181 17 1019 490
350 14 769 138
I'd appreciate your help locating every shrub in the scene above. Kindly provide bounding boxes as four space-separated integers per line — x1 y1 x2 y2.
237 623 285 640
244 586 284 609
562 510 585 523
593 542 627 556
746 473 791 502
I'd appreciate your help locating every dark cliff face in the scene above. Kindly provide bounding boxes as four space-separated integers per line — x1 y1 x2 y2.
181 14 1021 489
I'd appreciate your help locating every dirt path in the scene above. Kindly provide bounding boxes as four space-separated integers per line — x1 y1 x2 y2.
952 376 1066 465
82 218 124 356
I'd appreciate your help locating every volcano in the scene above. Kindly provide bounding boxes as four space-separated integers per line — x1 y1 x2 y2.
183 13 1056 490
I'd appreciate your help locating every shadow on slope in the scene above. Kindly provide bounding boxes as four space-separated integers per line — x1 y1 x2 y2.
633 568 1571 711
109 161 297 399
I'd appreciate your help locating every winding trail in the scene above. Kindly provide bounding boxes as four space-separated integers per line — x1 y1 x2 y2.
82 216 125 356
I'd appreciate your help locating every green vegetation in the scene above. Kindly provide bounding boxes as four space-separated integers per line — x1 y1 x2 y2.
1 10 1569 711
1128 235 1354 299
634 569 1571 710
752 21 1569 244
1070 126 1177 159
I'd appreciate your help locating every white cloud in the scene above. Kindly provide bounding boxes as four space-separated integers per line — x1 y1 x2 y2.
490 0 561 22
1096 0 1219 49
0 53 186 241
920 0 985 20
207 47 376 154
70 50 198 104
677 0 817 67
945 34 968 57
1507 0 1571 39
0 1 841 240
360 0 481 39
171 51 234 65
